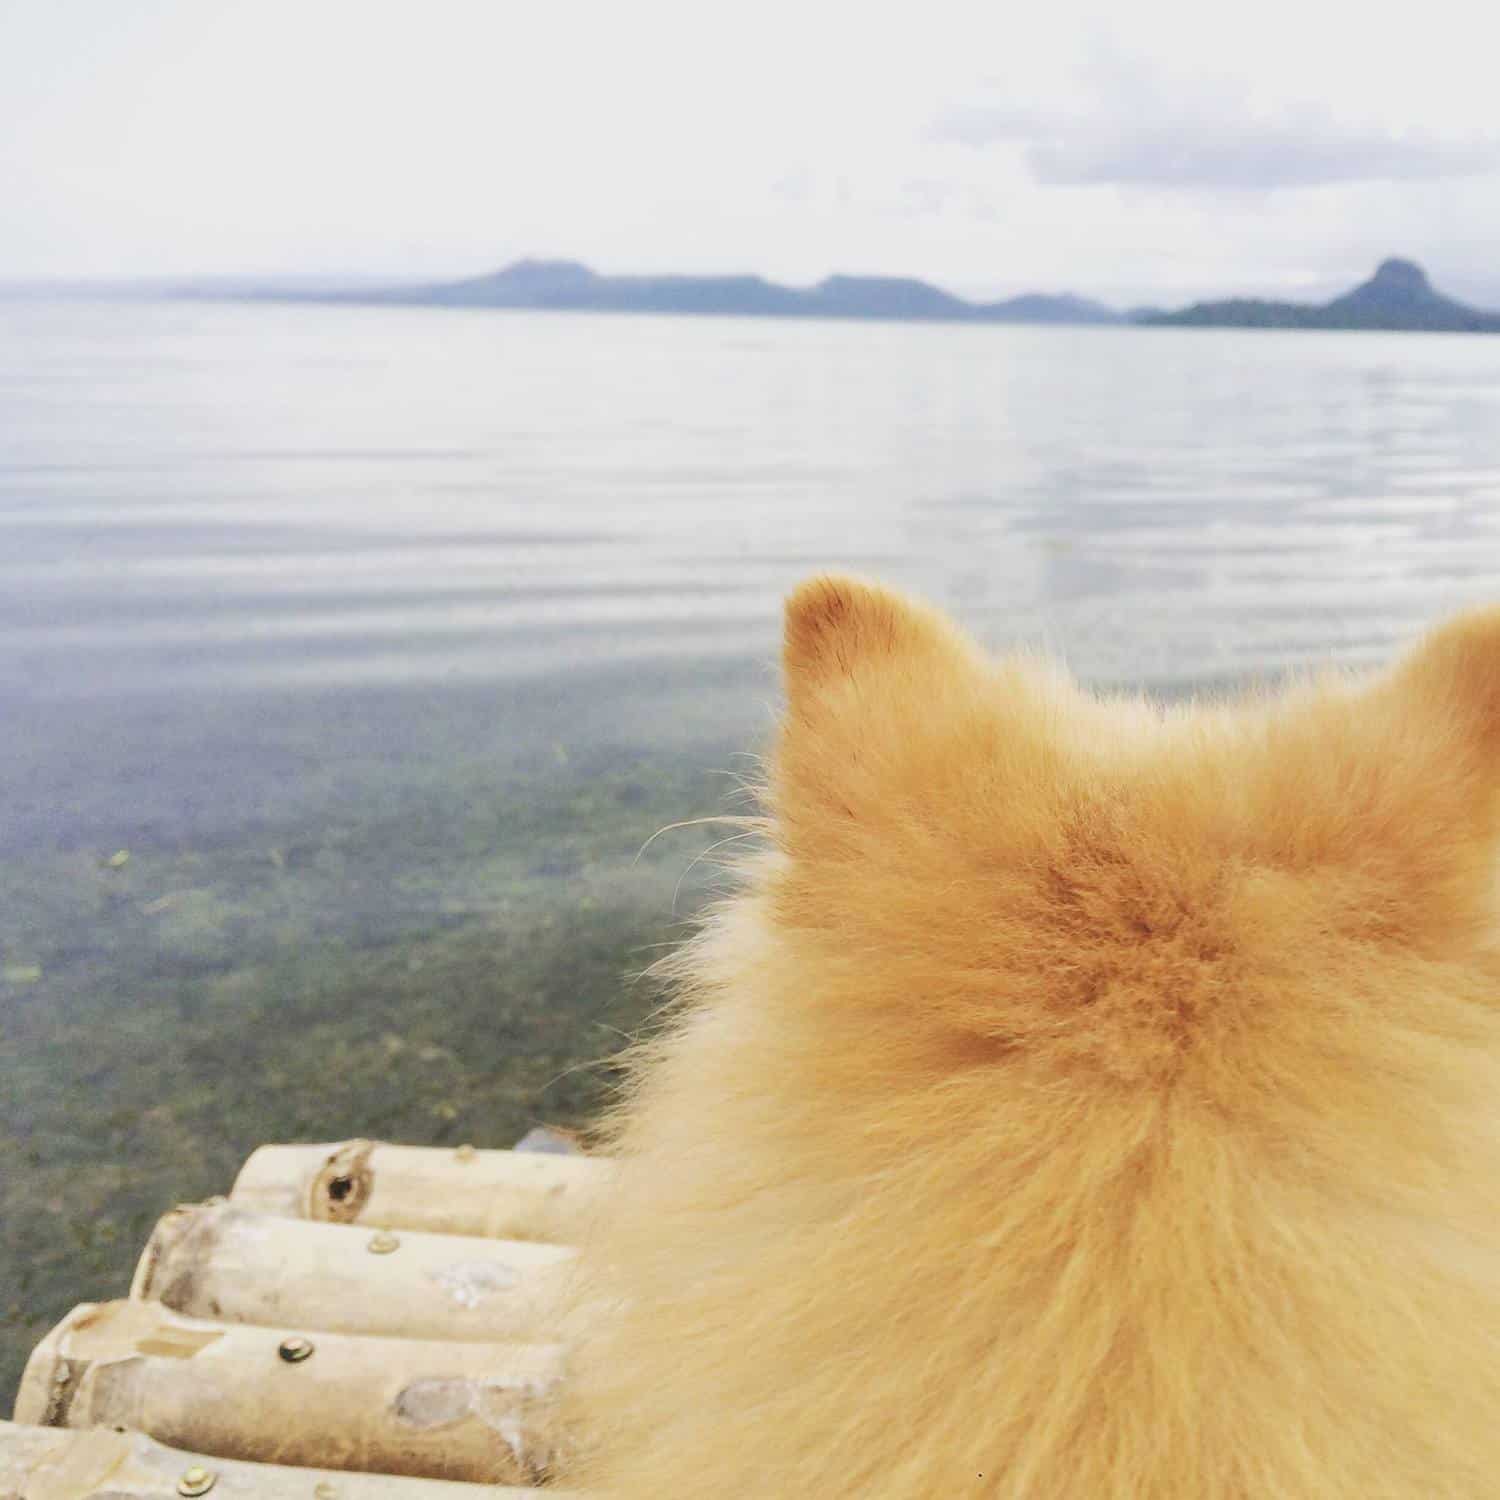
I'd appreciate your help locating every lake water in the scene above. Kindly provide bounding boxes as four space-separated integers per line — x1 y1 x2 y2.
10 302 1500 697
4 297 1500 1393
6 300 1500 846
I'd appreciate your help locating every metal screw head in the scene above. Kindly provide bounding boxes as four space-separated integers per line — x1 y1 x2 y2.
313 1484 339 1499
366 1229 400 1255
454 1142 477 1163
277 1335 314 1363
177 1466 217 1496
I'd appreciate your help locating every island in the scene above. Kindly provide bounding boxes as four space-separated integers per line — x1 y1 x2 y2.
1142 259 1500 334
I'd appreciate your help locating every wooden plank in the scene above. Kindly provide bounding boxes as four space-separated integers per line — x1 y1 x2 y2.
0 1420 556 1497
131 1201 573 1343
230 1141 610 1243
12 1302 560 1486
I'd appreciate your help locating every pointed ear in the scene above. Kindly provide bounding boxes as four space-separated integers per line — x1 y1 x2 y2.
1391 606 1500 757
775 577 992 842
782 574 984 720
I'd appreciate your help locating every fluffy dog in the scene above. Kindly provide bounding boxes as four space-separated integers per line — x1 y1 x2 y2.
558 576 1500 1497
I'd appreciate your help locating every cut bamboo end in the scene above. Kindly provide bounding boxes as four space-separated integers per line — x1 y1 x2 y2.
14 1301 563 1486
230 1141 612 1242
0 1419 561 1497
130 1201 575 1343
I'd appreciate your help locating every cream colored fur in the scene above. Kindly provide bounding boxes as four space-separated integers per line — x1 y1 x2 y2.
558 576 1500 1498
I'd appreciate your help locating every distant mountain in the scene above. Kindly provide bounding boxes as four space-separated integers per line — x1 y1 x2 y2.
1145 259 1500 333
437 259 600 305
29 255 1500 337
809 273 971 320
329 258 1124 326
980 291 1120 325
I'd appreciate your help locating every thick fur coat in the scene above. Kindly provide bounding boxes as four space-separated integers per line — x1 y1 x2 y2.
558 576 1500 1497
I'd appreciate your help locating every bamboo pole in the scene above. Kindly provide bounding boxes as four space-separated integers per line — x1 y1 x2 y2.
229 1141 611 1242
13 1301 562 1486
0 1419 558 1497
130 1201 574 1342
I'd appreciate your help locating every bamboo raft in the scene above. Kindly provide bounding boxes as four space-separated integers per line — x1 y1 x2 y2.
3 1133 610 1497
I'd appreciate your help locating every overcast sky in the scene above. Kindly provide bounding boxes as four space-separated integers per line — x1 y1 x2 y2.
3 0 1499 308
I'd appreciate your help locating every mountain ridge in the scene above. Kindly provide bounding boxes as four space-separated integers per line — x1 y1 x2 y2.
185 256 1500 334
334 258 1123 325
1144 258 1500 332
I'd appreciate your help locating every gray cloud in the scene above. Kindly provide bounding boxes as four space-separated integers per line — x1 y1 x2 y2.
935 49 1500 191
938 108 1500 189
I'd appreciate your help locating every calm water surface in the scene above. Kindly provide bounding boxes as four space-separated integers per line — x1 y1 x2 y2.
9 301 1500 686
8 303 1500 691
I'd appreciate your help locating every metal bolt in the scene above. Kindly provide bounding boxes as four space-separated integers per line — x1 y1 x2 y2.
367 1230 400 1255
277 1335 314 1363
177 1466 217 1496
455 1143 477 1163
313 1484 339 1499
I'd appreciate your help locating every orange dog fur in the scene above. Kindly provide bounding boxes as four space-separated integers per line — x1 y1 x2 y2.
558 576 1500 1498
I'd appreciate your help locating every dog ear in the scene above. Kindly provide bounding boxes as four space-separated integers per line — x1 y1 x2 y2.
782 574 984 721
775 576 994 842
1393 606 1500 757
1251 606 1500 951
